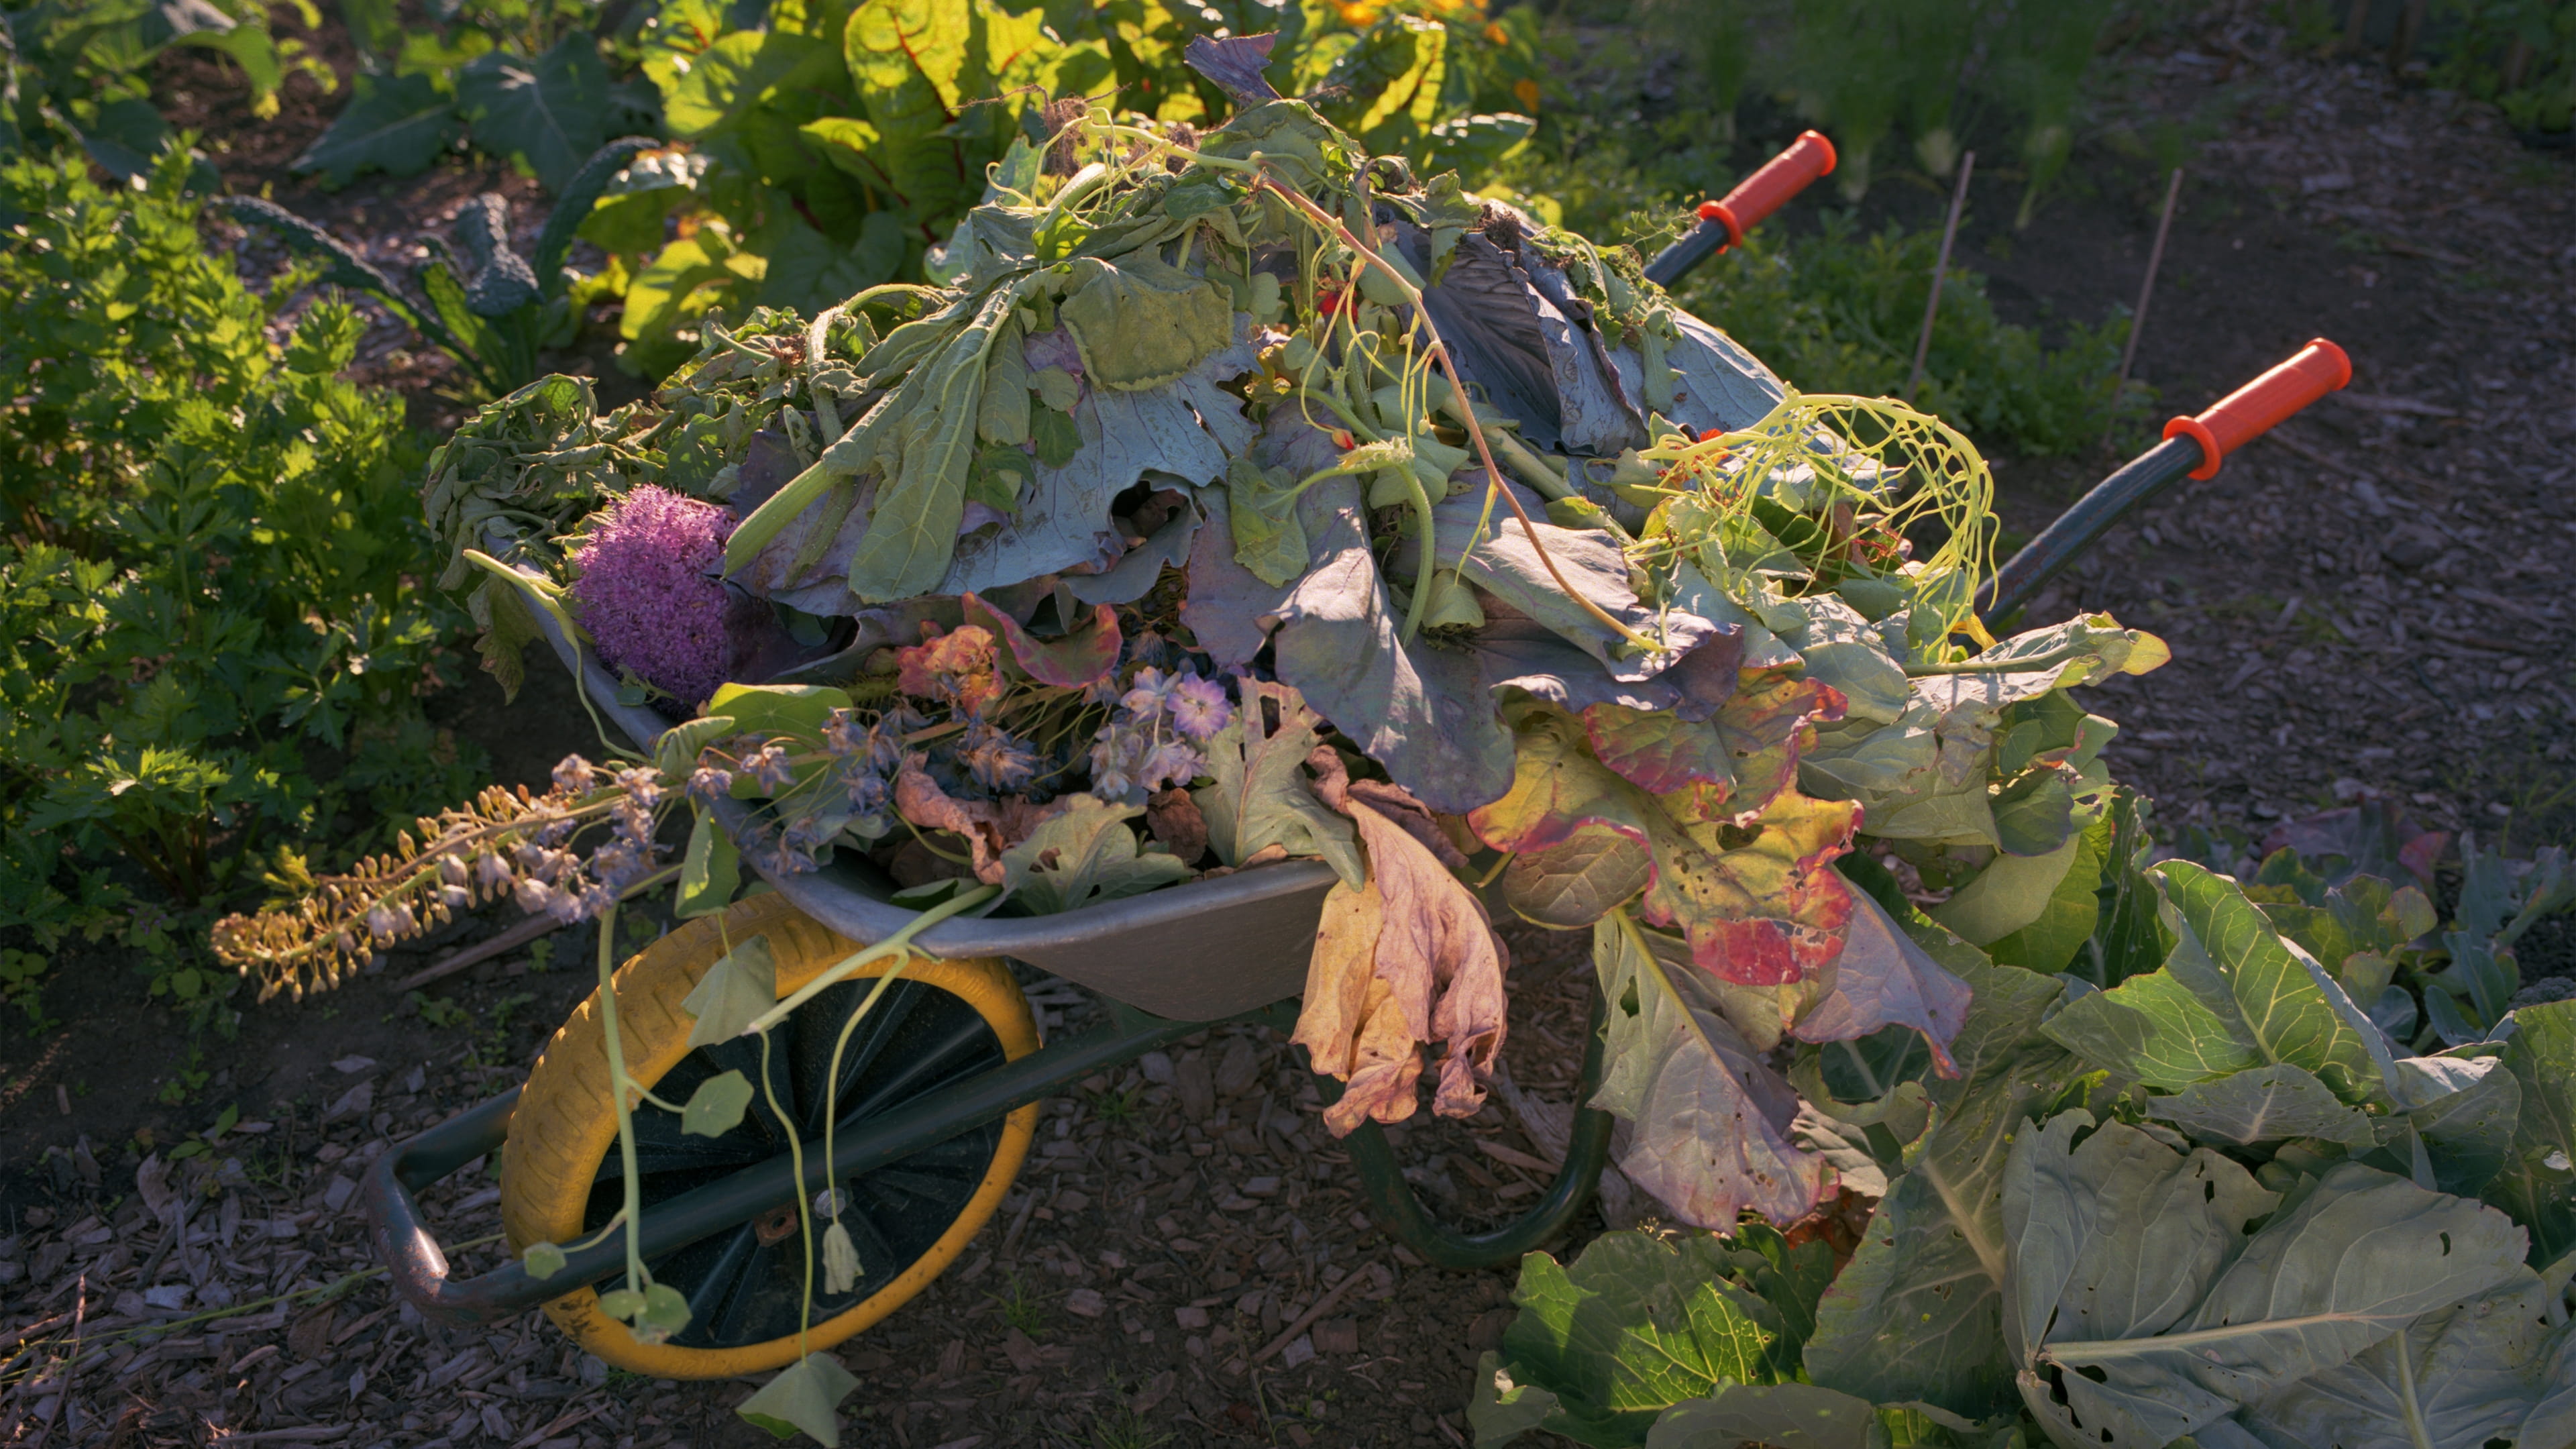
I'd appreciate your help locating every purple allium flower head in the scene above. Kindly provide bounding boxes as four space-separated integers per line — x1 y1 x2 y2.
1168 671 1232 741
568 485 737 709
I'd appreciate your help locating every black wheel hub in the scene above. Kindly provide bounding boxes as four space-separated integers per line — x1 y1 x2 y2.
581 975 1010 1350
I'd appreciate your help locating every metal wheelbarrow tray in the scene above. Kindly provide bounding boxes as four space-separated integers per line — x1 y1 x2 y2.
366 614 1616 1331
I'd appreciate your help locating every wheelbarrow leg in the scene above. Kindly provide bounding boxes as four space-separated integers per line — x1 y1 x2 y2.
1315 974 1615 1271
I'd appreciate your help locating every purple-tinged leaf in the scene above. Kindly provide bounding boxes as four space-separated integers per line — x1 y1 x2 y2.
1590 912 1829 1228
961 590 1120 688
1581 672 1846 820
1790 888 1974 1076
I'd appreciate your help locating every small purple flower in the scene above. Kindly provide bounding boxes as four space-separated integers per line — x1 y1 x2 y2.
1120 667 1176 720
822 708 867 759
568 485 737 709
743 743 795 794
961 720 1038 792
474 851 513 889
686 762 734 808
513 877 554 916
1140 739 1205 792
1168 672 1232 741
615 767 666 811
553 755 599 794
841 767 890 817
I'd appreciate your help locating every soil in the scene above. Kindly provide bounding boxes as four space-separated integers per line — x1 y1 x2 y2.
3 3 2572 1446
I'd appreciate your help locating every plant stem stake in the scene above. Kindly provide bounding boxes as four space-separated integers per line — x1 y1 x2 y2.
1907 150 1976 401
2108 168 2186 439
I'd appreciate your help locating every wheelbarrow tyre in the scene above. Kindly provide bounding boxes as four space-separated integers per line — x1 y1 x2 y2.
498 892 1040 1379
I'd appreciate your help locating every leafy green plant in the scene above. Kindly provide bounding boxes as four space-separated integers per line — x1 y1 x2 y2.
2432 0 2576 133
0 0 327 176
224 136 654 395
294 0 657 190
1470 849 2576 1448
0 147 478 938
0 947 50 1032
598 0 1540 377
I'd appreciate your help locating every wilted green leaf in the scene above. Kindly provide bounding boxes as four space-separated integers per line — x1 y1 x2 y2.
677 809 742 919
681 935 777 1047
737 1350 860 1442
998 796 1194 914
1059 254 1236 391
1590 913 1827 1229
680 1068 755 1136
1192 678 1362 888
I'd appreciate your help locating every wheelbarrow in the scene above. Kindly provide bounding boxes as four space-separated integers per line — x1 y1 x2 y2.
362 135 2356 1380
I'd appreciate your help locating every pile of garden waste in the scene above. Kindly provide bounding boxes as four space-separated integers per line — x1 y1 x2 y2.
221 36 2167 1232
211 40 2576 1449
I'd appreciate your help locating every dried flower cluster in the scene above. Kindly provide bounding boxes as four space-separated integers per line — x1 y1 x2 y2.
213 781 594 1001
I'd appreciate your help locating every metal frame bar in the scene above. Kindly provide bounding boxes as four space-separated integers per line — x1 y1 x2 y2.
365 981 1609 1326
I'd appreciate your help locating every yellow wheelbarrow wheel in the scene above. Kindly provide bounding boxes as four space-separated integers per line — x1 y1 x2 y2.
497 893 1039 1379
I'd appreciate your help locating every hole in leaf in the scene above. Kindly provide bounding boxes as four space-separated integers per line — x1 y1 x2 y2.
2076 1364 2108 1383
2441 1231 2453 1256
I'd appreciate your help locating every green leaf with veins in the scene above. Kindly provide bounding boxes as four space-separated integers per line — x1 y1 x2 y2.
456 38 610 193
1802 956 2081 1418
2145 1062 2377 1148
2042 861 2397 1104
998 796 1194 915
294 71 459 187
2006 1114 2532 1449
1978 814 2108 973
1473 1232 1788 1448
2482 999 2576 1264
680 1069 755 1136
1191 678 1362 888
2235 1271 2576 1449
680 935 776 1048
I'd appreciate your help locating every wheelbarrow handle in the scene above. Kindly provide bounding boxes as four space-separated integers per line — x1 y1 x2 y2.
1983 337 2351 621
1643 130 1838 288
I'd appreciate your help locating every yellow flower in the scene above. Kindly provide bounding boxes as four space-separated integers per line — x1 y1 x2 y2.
1513 76 1542 110
1337 1 1380 25
1484 21 1509 45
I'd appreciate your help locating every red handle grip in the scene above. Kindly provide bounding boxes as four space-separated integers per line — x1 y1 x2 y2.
1695 130 1837 250
2162 337 2353 480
